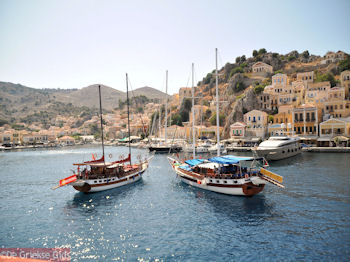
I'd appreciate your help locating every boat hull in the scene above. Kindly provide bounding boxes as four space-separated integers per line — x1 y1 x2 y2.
148 146 182 153
174 166 264 197
71 162 148 193
253 145 302 161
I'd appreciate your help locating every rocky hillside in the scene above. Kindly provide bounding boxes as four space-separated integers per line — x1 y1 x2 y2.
193 49 350 138
0 82 166 124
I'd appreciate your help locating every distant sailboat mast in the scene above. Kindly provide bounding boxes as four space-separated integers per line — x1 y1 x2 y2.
215 48 220 156
126 74 132 165
191 63 196 159
165 70 168 143
98 85 105 164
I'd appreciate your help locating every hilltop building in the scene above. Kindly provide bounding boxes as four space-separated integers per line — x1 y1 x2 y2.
252 62 273 76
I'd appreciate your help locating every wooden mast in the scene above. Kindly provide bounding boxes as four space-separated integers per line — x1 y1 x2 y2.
215 48 220 156
191 63 195 159
126 73 132 165
98 85 105 164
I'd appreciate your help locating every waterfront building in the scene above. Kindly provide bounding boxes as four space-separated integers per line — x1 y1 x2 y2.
230 122 247 138
58 136 75 145
252 62 273 75
318 117 350 146
273 105 293 124
292 104 322 137
244 110 268 138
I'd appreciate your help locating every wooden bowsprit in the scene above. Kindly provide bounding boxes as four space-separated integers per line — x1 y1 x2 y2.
52 175 77 190
259 168 285 188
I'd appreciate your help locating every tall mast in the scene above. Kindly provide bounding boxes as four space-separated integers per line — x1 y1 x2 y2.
165 70 168 143
126 73 131 164
98 85 105 163
215 48 220 156
192 63 195 159
158 106 161 139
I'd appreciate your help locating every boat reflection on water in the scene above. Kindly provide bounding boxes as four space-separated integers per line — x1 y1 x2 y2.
64 180 145 215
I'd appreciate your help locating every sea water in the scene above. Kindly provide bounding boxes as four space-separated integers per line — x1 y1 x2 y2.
0 146 349 261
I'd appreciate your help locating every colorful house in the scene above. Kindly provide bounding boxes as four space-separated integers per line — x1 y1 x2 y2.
244 110 268 138
230 122 246 138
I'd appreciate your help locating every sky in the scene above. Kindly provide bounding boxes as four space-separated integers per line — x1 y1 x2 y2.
1 0 349 95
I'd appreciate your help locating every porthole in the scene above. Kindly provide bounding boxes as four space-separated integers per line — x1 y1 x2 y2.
99 180 102 183
282 151 285 154
234 181 238 184
210 179 213 182
94 181 97 183
287 149 290 152
224 181 227 184
216 180 220 183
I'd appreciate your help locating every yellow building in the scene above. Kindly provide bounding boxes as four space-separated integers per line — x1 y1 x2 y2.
340 70 350 99
305 81 330 107
292 104 322 136
324 87 349 118
273 105 293 125
297 71 314 89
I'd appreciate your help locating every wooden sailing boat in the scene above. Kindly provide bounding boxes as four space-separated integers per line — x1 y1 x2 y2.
53 76 153 193
168 49 284 196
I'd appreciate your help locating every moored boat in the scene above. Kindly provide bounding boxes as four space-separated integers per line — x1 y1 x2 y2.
252 136 302 161
53 75 153 193
168 155 284 196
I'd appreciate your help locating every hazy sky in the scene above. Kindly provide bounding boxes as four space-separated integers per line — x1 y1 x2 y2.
1 0 349 94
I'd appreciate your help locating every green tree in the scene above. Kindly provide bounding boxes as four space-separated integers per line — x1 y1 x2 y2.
209 113 226 126
301 50 310 59
288 56 296 61
315 72 337 87
171 113 182 126
253 50 258 57
0 119 9 126
241 55 246 62
235 56 241 63
179 98 192 122
339 55 350 72
258 48 267 55
234 81 246 92
254 85 265 94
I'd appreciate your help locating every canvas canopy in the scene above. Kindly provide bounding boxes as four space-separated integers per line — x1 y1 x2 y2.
208 155 254 164
185 159 205 166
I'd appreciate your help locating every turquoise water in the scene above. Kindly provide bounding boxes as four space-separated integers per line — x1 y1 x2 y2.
0 146 350 261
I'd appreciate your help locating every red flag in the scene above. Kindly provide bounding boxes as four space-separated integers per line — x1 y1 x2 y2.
59 175 77 187
92 153 96 160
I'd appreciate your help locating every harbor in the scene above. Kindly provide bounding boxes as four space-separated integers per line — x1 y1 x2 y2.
0 145 349 261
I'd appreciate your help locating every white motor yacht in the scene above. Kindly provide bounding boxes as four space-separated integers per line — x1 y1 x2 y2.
252 136 302 161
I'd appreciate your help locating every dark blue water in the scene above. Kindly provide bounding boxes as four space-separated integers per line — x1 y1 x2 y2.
0 146 350 261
